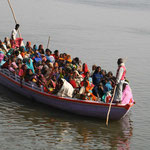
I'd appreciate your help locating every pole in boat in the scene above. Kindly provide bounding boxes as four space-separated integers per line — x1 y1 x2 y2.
7 0 22 39
47 36 50 49
106 85 117 126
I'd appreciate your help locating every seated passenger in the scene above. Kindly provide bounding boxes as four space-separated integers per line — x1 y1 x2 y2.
92 66 103 86
53 50 59 61
66 54 72 63
79 79 96 101
103 78 113 94
24 69 35 82
90 64 97 77
11 57 18 69
0 40 8 53
92 82 104 99
19 46 26 58
38 44 45 54
15 50 23 60
0 50 5 67
41 60 49 76
81 63 89 78
25 41 32 52
121 82 134 104
34 52 42 64
33 44 38 52
73 70 83 87
38 74 47 86
85 72 93 86
56 78 74 98
17 64 24 77
69 76 77 88
107 71 113 79
26 58 35 73
101 69 106 78
4 37 11 48
45 49 55 63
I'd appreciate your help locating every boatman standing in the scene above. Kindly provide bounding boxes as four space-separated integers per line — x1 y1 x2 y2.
114 58 126 103
10 24 23 48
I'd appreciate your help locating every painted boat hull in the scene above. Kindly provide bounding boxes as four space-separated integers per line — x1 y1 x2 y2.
0 69 134 120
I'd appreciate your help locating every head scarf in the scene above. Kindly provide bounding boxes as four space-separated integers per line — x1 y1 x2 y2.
66 55 72 63
26 58 35 73
33 45 38 51
34 52 42 63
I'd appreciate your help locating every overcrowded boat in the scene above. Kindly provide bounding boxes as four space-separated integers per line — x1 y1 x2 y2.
0 27 135 121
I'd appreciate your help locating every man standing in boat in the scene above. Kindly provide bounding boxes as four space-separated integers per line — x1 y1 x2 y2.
114 58 126 103
10 24 23 48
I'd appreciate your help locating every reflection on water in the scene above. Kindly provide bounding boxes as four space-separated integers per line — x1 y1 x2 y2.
0 85 133 149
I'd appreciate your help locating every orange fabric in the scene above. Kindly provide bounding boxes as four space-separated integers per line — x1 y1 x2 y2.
85 81 96 101
82 63 89 78
66 55 72 62
27 41 31 47
85 81 94 92
59 57 65 61
54 62 59 67
83 63 88 74
21 52 26 58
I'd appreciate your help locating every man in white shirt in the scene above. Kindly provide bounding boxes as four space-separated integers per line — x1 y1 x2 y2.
11 24 19 41
10 24 23 48
114 58 126 103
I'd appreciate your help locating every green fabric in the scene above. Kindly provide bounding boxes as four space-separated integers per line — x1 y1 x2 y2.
102 94 107 103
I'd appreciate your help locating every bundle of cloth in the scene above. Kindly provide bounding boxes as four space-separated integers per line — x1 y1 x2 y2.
57 79 74 98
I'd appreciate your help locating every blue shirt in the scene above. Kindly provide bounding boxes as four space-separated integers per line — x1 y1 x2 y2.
92 73 103 85
104 82 112 93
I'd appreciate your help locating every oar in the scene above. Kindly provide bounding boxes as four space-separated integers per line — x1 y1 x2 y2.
47 36 50 49
7 0 23 44
106 85 117 126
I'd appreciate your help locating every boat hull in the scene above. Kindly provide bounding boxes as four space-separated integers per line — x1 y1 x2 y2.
0 69 133 120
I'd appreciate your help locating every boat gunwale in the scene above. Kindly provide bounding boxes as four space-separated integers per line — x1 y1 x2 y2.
0 70 134 110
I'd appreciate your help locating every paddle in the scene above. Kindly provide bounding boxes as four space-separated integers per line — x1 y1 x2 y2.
47 36 50 49
106 85 117 126
7 0 24 45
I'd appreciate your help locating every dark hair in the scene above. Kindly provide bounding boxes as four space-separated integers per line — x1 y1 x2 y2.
74 57 79 64
94 66 101 73
15 24 20 28
117 58 123 65
107 71 113 77
45 49 51 54
54 50 59 54
15 50 19 56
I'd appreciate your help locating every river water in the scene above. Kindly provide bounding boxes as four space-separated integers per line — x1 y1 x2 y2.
0 0 150 149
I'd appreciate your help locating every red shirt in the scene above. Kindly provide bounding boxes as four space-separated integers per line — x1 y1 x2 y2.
69 80 77 88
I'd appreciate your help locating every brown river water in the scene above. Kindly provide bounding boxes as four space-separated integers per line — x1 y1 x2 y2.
0 0 150 149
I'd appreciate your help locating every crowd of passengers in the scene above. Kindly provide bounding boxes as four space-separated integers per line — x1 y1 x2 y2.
0 38 116 102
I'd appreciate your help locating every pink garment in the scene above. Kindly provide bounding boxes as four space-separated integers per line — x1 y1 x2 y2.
51 79 56 88
116 65 126 81
42 56 47 62
18 69 24 76
8 66 15 72
10 38 23 48
0 53 4 62
12 62 18 69
122 84 134 104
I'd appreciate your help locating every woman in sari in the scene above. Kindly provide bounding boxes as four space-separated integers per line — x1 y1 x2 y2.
26 58 35 73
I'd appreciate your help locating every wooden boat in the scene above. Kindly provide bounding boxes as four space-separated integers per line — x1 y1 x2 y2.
0 68 134 120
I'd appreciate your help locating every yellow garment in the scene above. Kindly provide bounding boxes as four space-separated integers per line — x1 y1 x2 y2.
66 55 72 62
